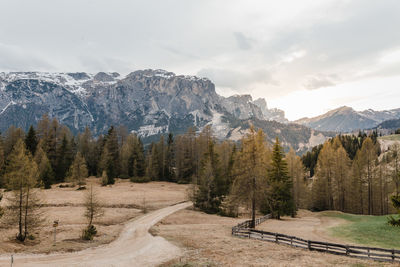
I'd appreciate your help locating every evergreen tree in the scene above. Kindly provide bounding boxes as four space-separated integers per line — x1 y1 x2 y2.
134 138 146 177
55 134 73 182
193 139 224 213
267 138 295 219
25 125 38 156
0 139 4 187
101 126 119 183
165 133 176 182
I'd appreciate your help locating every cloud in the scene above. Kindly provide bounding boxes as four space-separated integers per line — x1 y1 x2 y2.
197 68 274 92
0 43 53 71
233 32 252 50
304 74 339 90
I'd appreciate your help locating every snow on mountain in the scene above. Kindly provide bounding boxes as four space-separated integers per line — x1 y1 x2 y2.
0 69 328 152
295 106 400 132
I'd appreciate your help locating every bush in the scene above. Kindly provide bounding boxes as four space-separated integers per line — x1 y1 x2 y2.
81 225 97 240
101 171 108 186
27 234 35 240
130 176 151 183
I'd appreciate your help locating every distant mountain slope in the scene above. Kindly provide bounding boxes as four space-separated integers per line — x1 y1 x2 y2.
0 69 327 151
295 106 400 132
377 118 400 130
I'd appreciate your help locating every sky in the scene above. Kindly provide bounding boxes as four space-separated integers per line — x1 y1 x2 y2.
0 0 399 120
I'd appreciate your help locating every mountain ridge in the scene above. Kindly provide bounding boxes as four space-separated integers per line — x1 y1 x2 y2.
0 69 325 152
295 106 400 132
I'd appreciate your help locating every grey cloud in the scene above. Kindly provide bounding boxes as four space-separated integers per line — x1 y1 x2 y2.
233 32 252 50
0 43 53 72
304 74 339 90
197 68 274 91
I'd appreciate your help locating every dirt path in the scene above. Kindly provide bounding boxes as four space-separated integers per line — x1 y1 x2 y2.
0 202 192 267
256 210 350 244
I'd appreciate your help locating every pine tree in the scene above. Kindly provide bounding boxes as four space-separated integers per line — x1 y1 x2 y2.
0 139 4 187
68 152 88 186
165 133 176 182
55 134 73 182
25 125 38 156
3 139 42 242
101 126 119 183
267 138 295 219
134 138 146 177
193 139 224 213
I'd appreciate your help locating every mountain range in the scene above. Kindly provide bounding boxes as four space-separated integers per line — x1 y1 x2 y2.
0 70 329 152
295 106 400 132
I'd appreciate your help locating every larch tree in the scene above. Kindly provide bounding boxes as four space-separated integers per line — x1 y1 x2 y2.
68 152 88 186
390 144 400 197
331 139 351 212
313 141 335 210
360 137 378 215
267 138 295 219
82 185 103 240
231 126 270 228
34 144 54 189
286 148 308 211
3 139 42 242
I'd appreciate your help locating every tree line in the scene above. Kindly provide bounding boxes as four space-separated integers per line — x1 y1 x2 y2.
307 133 400 216
1 114 399 239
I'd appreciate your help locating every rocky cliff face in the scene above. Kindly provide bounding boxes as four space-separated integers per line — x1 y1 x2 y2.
0 69 324 151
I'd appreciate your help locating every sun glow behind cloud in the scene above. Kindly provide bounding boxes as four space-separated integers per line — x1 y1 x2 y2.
269 76 400 121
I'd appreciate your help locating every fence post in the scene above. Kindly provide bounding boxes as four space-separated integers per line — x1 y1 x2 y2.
290 237 293 245
307 240 311 250
392 249 395 262
346 246 349 256
275 233 278 243
368 248 370 258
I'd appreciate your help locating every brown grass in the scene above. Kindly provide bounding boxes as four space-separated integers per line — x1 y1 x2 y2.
152 209 396 266
0 178 188 254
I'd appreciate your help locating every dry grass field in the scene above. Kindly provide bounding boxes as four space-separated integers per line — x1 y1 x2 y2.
0 178 189 254
152 209 397 266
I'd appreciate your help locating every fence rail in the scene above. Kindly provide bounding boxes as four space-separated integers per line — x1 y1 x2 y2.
231 214 400 263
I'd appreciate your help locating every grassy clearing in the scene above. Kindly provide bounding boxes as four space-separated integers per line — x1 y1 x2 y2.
378 134 400 141
322 211 400 249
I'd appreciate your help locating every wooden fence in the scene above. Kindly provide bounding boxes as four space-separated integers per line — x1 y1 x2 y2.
232 214 400 263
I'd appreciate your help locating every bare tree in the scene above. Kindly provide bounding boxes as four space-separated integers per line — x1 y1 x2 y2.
82 185 103 240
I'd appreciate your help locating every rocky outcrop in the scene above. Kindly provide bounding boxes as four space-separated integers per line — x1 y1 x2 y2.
0 69 326 151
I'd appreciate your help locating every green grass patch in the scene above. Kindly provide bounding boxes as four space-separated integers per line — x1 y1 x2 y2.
322 211 400 249
378 134 400 141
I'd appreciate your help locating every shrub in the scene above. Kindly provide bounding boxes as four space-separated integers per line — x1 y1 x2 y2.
130 176 151 183
82 225 97 240
101 171 108 186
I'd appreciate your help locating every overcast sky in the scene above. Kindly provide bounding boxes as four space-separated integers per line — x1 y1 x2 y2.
1 0 399 120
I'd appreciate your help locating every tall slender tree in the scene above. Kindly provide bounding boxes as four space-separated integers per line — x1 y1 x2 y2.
267 138 295 219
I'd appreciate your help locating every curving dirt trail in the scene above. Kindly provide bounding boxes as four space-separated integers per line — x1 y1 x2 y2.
0 202 192 267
